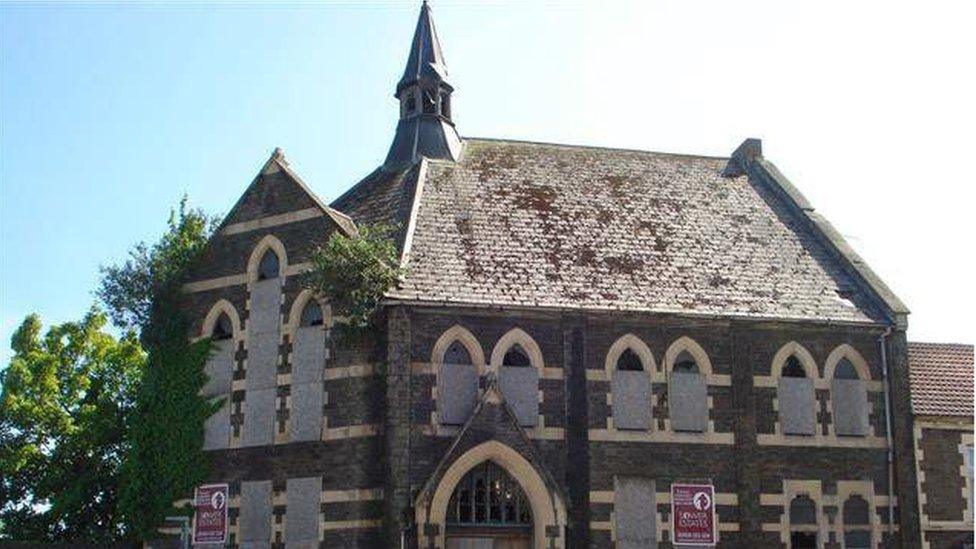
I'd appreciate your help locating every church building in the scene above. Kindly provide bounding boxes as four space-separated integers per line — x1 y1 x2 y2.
180 3 926 548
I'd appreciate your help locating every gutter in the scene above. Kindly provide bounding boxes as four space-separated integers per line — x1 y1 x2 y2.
879 326 896 539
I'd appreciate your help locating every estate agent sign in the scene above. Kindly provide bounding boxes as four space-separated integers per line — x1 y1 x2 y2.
192 483 229 545
671 483 717 546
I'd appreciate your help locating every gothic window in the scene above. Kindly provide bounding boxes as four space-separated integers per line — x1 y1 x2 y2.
439 339 478 425
616 348 643 371
257 250 280 280
212 313 233 340
503 344 531 367
670 348 707 433
832 355 869 437
842 495 871 548
778 350 816 436
783 355 806 378
612 344 651 431
446 461 531 529
299 301 323 327
789 495 818 548
498 339 539 427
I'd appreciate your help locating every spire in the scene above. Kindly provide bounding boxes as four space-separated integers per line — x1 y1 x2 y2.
384 1 461 171
397 0 449 95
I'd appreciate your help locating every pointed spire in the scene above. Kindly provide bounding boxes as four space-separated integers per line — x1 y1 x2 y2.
383 2 462 171
397 0 450 94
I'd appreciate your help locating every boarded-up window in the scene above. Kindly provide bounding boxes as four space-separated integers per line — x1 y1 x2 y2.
202 338 235 397
439 340 478 425
832 358 868 437
247 278 281 391
499 365 538 427
285 477 321 546
292 325 325 385
778 355 815 436
240 480 272 544
614 477 657 549
671 371 708 432
242 387 276 447
612 370 650 430
203 395 230 450
289 382 322 442
843 496 871 548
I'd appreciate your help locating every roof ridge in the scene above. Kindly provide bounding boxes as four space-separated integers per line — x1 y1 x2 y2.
908 341 974 348
461 136 732 161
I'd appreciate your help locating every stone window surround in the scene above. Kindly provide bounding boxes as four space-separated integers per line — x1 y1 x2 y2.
756 341 886 448
835 480 880 549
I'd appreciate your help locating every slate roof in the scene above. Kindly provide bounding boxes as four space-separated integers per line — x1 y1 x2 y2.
908 342 974 417
333 138 891 323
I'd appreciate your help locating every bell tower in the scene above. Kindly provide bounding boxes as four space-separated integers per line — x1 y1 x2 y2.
383 1 462 171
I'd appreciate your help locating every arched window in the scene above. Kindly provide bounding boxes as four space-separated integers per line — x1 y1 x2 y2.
673 350 699 374
299 301 323 327
668 345 708 433
789 495 818 548
777 349 816 436
503 344 531 367
842 495 871 548
783 355 806 378
831 354 869 437
212 313 233 340
446 461 532 533
439 339 478 426
616 349 643 371
258 250 280 280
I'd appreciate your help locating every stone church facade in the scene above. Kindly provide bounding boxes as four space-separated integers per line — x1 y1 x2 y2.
179 4 927 548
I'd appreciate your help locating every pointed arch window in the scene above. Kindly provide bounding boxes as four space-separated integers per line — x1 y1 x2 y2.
831 355 869 437
299 301 324 327
842 495 872 548
258 250 280 280
497 338 539 427
212 313 233 341
446 461 532 530
503 344 531 367
612 344 651 431
777 351 816 436
616 349 643 372
439 339 478 426
669 348 708 433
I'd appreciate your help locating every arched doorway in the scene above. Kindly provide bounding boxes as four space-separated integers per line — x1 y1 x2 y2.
446 461 532 548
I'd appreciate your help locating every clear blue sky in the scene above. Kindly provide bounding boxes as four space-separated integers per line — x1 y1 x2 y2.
2 1 974 363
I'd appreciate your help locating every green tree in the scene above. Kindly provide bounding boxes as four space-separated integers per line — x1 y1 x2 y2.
305 223 405 332
98 197 221 540
0 310 144 543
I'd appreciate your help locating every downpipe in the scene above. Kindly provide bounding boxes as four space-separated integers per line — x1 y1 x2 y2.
879 326 895 545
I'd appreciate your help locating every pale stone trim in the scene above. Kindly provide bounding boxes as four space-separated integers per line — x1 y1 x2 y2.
246 234 289 283
663 336 713 375
321 488 384 503
221 208 322 236
489 328 545 372
604 333 657 376
182 262 311 294
322 424 379 440
769 341 819 378
589 428 734 444
961 433 974 525
590 521 612 531
835 480 879 549
779 480 826 547
754 376 883 392
198 298 244 341
322 519 382 530
418 423 564 440
756 434 887 448
285 289 333 333
431 325 487 375
323 364 375 380
417 440 567 549
823 343 871 380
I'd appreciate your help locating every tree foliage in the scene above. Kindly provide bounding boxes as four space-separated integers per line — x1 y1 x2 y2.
97 196 220 540
305 224 405 331
0 310 143 543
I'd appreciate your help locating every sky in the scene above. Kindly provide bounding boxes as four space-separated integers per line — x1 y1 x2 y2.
2 0 974 364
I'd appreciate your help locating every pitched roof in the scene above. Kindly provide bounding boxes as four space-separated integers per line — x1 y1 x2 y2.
397 1 449 94
358 138 890 323
908 342 974 417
